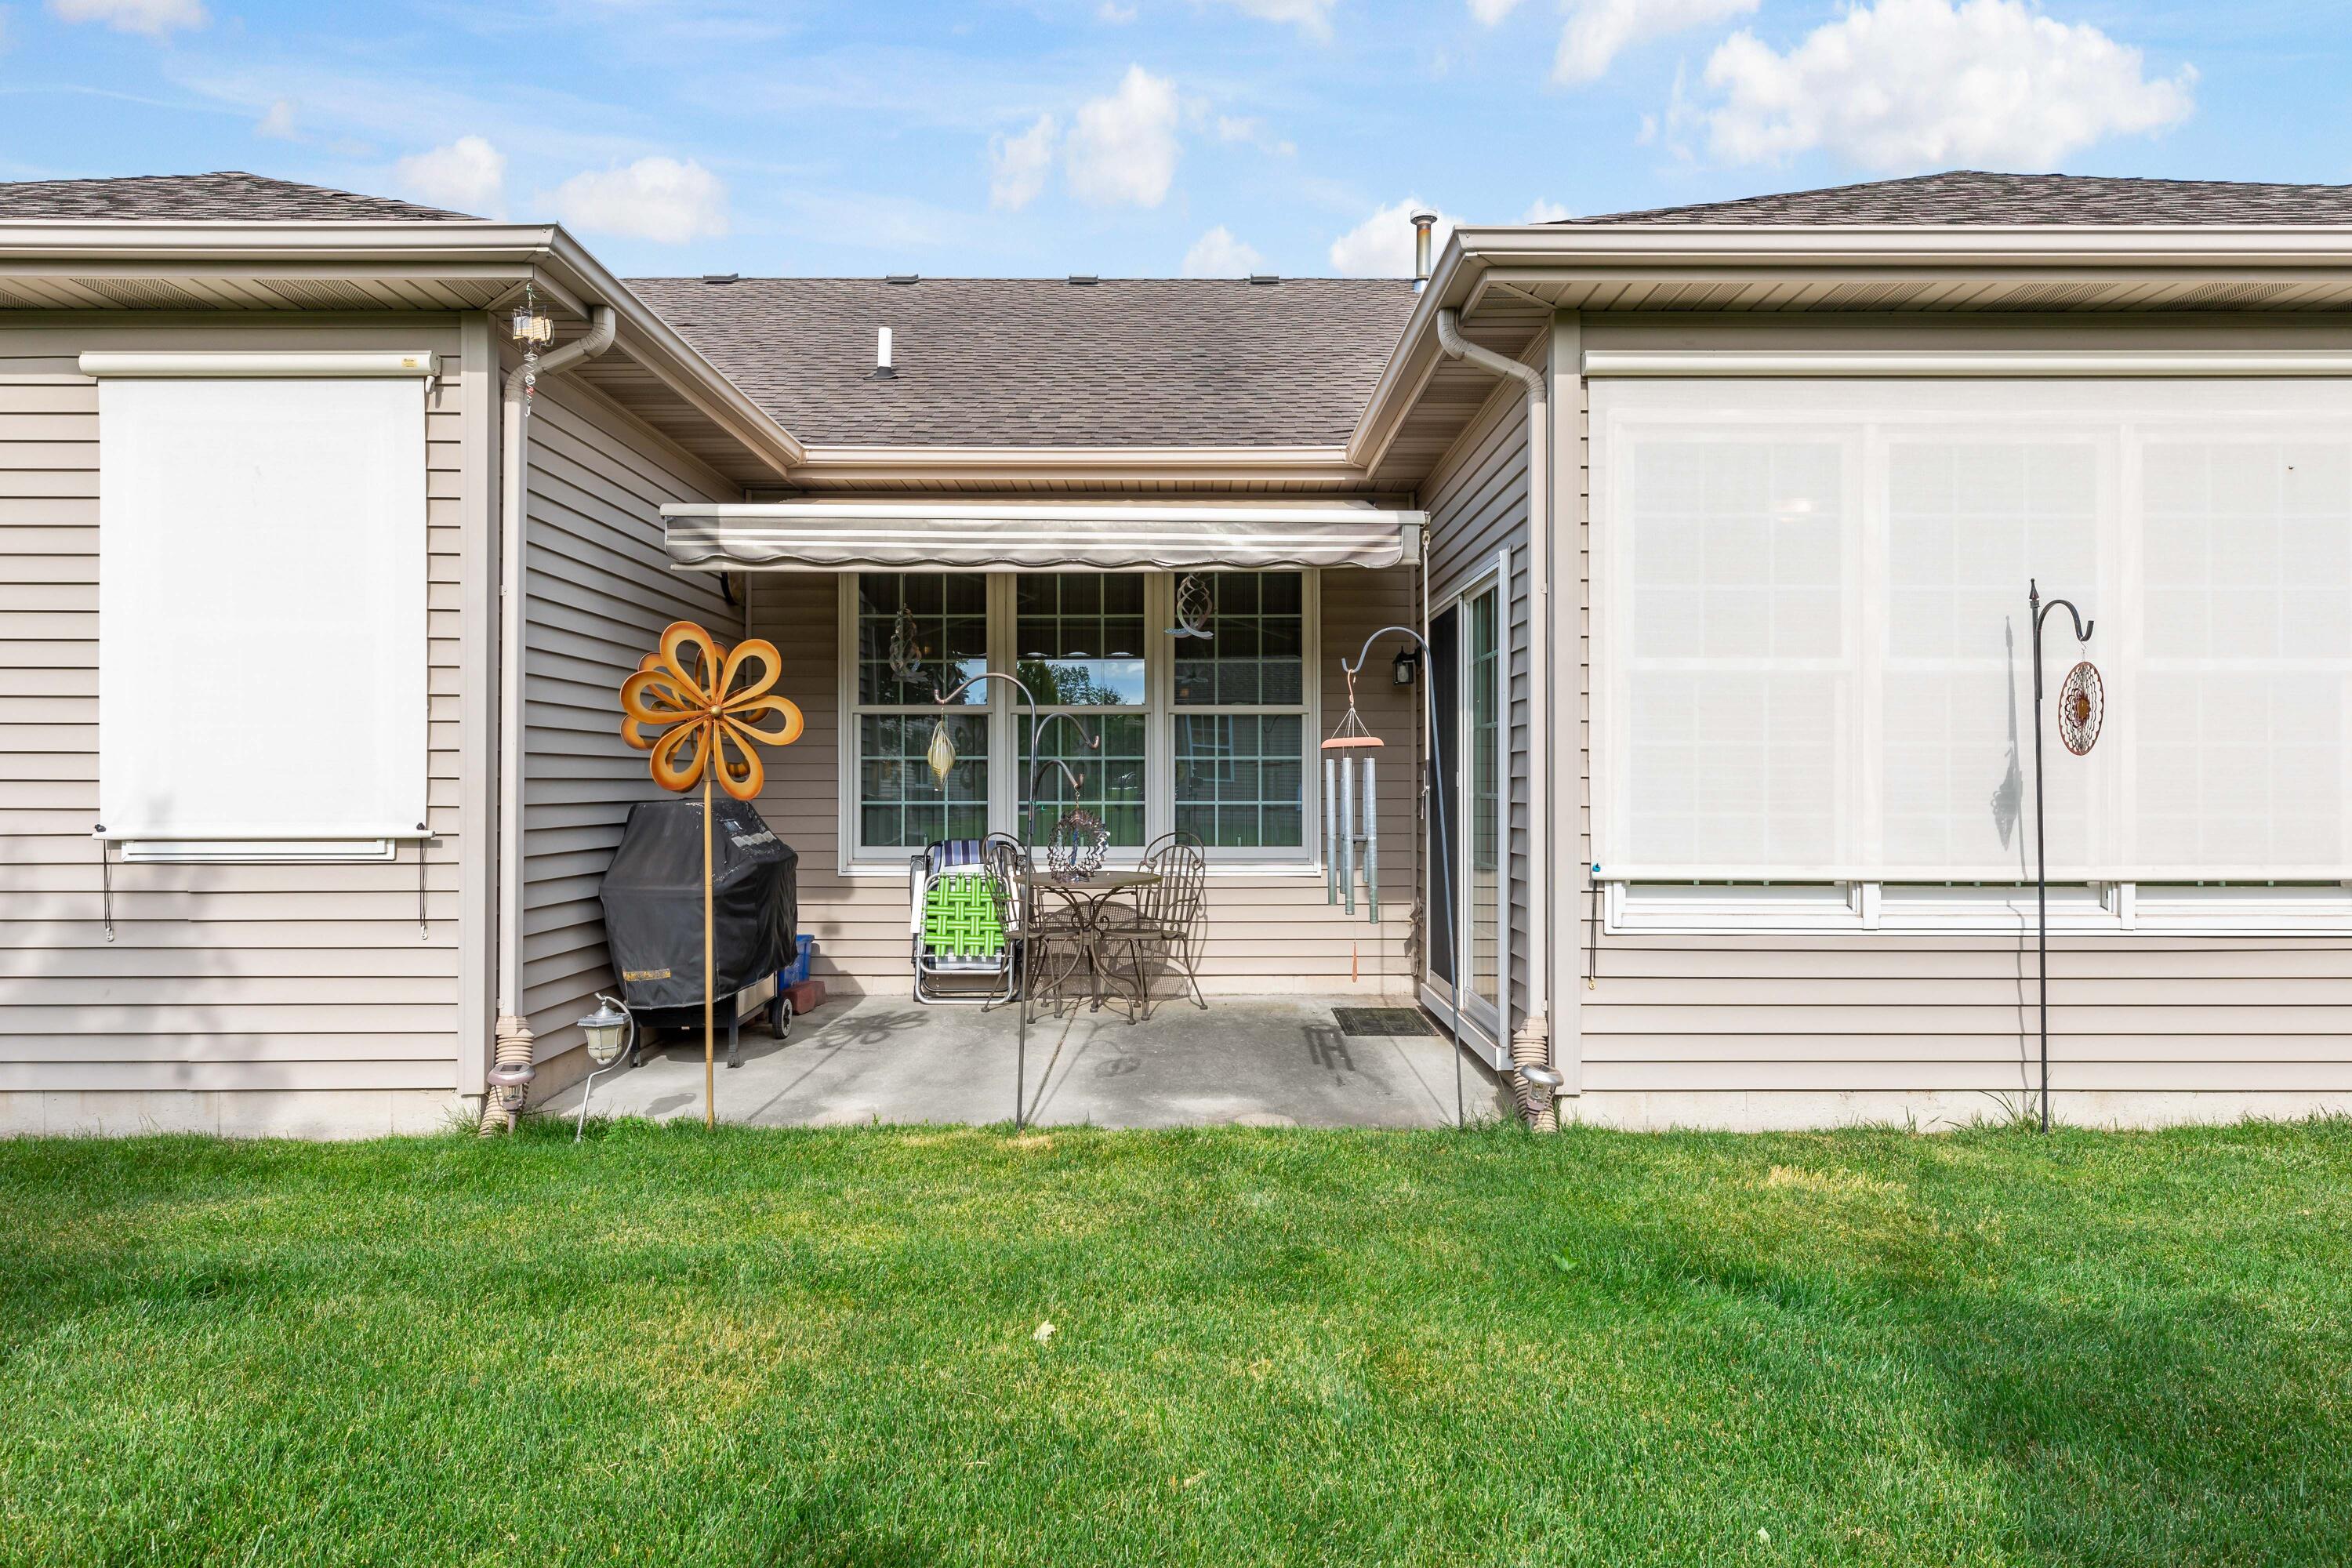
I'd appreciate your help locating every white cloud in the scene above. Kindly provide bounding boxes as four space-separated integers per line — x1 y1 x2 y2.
395 136 506 217
1328 198 1462 278
50 0 205 36
1214 114 1296 158
1554 0 1758 84
1207 0 1338 39
1098 0 1137 18
1467 0 1751 82
1700 0 2196 169
1520 197 1573 223
255 99 296 140
547 156 728 242
1181 225 1266 277
1065 65 1181 208
989 114 1058 211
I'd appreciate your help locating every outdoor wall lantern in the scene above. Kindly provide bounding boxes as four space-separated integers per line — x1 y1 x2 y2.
572 993 637 1143
1391 646 1419 688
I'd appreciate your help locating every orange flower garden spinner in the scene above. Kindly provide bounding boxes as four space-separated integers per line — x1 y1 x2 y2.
619 619 804 1127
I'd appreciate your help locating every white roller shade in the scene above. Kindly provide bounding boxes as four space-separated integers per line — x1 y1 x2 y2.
96 374 428 841
1592 377 2352 883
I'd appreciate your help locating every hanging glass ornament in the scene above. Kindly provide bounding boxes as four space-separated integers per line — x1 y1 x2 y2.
926 717 958 786
510 281 555 420
1167 572 1214 639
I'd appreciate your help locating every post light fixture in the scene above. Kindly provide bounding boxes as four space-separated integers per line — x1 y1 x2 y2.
573 993 636 1143
485 1057 535 1134
1391 646 1419 688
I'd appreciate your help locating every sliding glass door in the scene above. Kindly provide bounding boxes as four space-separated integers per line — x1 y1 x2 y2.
1425 557 1508 1040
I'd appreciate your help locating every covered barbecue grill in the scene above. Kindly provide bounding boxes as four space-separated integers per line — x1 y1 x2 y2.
598 797 798 1067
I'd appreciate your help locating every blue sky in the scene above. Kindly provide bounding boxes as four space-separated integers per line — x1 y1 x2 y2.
4 1 2348 278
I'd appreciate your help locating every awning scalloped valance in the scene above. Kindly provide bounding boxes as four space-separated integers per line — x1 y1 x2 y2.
660 500 1422 573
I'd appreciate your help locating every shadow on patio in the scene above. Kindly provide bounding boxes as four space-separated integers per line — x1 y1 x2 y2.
540 994 1508 1129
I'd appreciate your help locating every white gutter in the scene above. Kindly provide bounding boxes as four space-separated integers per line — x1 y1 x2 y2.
490 303 618 1107
1433 307 1555 1131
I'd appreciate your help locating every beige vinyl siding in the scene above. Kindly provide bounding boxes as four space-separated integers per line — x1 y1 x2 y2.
1421 368 1536 1036
1567 311 2352 1120
741 563 1421 995
0 317 477 1132
517 366 733 1089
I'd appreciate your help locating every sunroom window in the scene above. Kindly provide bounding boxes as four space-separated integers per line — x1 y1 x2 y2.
844 569 1317 864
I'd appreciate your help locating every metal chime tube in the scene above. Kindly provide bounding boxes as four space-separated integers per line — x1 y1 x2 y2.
1360 755 1378 924
1323 753 1340 906
1340 756 1356 916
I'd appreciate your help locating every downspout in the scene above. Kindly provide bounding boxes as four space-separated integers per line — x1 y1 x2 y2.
1435 307 1556 1131
482 302 619 1135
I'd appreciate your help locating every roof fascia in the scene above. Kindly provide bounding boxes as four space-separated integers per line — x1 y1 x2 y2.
1348 220 2352 470
538 227 805 477
0 218 804 480
792 443 1365 486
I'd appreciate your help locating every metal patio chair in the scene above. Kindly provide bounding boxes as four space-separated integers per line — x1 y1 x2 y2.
979 839 1097 1023
1099 829 1208 1018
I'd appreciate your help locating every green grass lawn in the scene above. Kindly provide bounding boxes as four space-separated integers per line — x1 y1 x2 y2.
3 1118 2349 1566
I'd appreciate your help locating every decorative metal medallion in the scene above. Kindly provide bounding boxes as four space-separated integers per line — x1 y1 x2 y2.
2058 660 2104 756
887 604 924 683
1167 572 1214 639
1046 808 1111 881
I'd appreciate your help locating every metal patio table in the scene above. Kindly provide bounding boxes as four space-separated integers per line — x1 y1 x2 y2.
1033 869 1160 1014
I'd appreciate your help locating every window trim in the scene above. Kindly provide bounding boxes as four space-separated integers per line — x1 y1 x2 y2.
1604 879 2352 937
836 570 1323 873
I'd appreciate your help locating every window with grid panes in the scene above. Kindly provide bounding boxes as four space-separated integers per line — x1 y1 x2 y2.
845 569 1316 862
852 573 990 849
1016 573 1150 846
1172 572 1308 851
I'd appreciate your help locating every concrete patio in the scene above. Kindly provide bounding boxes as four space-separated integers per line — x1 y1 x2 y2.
542 993 1508 1130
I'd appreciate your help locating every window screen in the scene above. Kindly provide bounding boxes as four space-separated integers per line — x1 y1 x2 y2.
96 374 427 843
1593 377 2352 883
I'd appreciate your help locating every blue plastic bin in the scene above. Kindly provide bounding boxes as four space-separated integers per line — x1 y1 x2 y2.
781 934 815 987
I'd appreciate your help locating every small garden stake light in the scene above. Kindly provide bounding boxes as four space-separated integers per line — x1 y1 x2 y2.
619 620 804 1129
2029 579 2098 1135
572 994 636 1143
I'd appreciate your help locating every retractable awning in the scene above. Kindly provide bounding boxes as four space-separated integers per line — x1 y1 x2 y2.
659 500 1423 572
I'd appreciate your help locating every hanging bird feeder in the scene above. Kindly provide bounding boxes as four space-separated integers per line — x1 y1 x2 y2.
2027 580 2097 1136
1320 662 1383 923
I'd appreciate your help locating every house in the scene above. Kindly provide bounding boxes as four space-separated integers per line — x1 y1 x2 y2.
1 169 2346 1135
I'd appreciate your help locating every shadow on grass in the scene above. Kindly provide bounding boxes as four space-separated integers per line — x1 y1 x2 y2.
1620 1171 2346 1565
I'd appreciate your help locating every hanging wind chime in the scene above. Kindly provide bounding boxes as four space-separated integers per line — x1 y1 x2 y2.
510 281 554 420
2029 579 2098 1136
619 620 804 1129
1321 662 1382 924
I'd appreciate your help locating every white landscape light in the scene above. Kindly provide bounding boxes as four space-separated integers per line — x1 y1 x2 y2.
573 993 637 1142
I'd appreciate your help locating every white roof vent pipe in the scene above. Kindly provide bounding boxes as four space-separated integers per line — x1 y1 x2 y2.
1411 212 1437 291
871 325 897 380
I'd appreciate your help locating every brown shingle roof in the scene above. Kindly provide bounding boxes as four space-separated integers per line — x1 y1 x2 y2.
0 171 474 221
1577 170 2352 226
627 276 1416 448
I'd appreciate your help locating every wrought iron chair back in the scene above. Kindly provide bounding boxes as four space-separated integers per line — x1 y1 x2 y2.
1108 830 1208 1012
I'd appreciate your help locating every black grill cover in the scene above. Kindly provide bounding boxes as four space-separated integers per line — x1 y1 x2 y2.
599 798 797 1012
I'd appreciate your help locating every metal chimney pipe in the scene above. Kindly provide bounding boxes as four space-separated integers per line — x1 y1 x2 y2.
873 325 897 379
1411 212 1436 289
